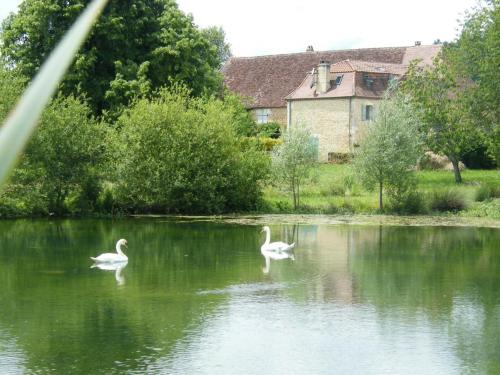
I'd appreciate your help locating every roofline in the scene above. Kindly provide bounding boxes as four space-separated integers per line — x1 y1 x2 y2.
286 95 385 101
227 45 429 60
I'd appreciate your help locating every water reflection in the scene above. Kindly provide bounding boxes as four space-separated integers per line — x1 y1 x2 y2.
261 249 294 274
91 261 128 286
0 219 498 374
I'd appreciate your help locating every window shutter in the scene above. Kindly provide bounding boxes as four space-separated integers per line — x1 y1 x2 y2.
361 104 366 121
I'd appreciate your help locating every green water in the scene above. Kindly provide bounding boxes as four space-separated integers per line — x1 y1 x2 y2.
0 219 498 374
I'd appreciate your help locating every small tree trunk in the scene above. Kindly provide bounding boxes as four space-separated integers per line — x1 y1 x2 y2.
379 180 383 211
449 155 462 184
297 182 300 209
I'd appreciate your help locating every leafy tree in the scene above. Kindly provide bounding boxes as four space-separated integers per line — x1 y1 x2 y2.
0 66 25 122
354 88 422 211
272 126 317 209
0 0 223 117
449 0 500 163
402 57 482 183
201 26 232 68
21 96 107 214
114 87 269 214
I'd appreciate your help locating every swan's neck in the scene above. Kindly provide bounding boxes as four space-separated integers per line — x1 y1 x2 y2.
264 229 271 245
116 243 126 256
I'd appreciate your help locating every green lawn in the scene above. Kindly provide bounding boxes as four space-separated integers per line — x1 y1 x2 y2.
262 164 500 218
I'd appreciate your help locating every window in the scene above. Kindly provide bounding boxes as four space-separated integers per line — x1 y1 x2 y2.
363 74 374 88
256 108 270 124
362 104 374 121
335 74 343 85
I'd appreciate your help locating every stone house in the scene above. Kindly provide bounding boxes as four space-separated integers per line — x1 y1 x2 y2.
222 44 440 160
285 59 408 161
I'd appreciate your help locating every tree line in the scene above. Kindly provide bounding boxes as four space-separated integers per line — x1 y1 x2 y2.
0 0 498 216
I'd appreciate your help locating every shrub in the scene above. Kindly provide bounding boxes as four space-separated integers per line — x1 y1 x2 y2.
475 184 492 202
114 88 270 214
256 122 281 139
475 184 500 202
430 189 467 212
389 190 428 214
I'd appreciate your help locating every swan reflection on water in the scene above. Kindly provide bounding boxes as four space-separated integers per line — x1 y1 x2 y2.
91 261 128 285
261 249 295 274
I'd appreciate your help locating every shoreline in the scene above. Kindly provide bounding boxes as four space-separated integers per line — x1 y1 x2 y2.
130 214 500 229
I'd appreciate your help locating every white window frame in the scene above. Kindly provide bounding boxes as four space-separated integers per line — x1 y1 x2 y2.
256 108 270 124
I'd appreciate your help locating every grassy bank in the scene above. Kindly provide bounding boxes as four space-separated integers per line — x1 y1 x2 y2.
262 164 500 219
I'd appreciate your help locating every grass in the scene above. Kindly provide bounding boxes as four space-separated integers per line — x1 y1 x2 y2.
262 164 500 219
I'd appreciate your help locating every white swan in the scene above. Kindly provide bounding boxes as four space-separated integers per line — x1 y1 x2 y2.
90 239 128 263
261 226 295 253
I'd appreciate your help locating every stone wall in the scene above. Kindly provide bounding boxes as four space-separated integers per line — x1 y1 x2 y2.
289 98 350 161
349 97 381 149
249 107 287 128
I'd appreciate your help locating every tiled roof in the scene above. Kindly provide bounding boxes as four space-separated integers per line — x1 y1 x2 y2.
287 61 406 101
222 45 440 108
330 60 408 75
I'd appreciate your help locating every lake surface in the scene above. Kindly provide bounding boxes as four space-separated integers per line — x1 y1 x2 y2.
0 219 499 374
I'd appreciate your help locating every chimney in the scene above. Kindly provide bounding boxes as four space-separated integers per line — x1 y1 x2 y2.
317 60 331 94
306 45 314 52
414 41 421 46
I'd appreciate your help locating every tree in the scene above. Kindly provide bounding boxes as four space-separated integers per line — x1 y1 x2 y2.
354 88 422 211
272 126 317 209
449 0 500 163
0 0 223 118
201 26 232 68
402 57 482 183
21 96 108 214
0 66 25 123
114 87 269 214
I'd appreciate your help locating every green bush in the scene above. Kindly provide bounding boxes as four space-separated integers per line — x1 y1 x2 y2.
256 122 281 139
475 183 500 202
114 88 270 214
475 184 492 202
389 190 428 214
430 189 467 212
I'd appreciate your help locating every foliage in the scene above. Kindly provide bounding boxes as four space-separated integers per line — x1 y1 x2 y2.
113 87 269 214
8 96 108 215
256 122 281 139
271 126 318 209
354 87 423 210
402 1 499 181
462 145 497 169
430 189 467 212
201 26 232 68
449 0 500 163
402 56 482 184
0 66 26 121
475 183 500 202
0 0 225 118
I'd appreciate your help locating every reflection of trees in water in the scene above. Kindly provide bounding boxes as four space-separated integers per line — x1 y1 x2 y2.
349 225 500 373
0 219 269 374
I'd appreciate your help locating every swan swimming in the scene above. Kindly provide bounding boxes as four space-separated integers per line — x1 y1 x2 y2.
261 226 295 253
90 239 128 263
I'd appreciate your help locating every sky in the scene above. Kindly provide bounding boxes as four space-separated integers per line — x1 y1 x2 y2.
0 0 479 57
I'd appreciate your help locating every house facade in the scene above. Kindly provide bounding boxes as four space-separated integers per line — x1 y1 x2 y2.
222 44 440 160
286 60 408 161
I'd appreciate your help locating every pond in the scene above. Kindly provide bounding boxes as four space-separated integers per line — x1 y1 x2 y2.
0 219 499 374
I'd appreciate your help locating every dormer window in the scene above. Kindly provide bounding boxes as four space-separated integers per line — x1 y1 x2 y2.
335 74 343 85
363 74 374 88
